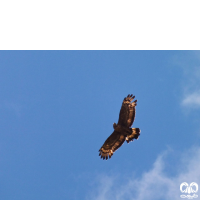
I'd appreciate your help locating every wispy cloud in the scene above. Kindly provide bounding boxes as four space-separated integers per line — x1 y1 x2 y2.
86 147 200 200
182 91 200 108
177 52 200 109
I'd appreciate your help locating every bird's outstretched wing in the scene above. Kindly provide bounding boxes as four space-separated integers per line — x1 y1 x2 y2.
118 94 137 128
99 131 125 160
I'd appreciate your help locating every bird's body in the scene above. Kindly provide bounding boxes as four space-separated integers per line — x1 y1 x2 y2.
99 94 141 160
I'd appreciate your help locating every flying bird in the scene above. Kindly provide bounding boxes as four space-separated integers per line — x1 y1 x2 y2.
99 94 141 160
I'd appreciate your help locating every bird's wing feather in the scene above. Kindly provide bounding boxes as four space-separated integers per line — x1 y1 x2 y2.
118 94 137 127
99 131 125 160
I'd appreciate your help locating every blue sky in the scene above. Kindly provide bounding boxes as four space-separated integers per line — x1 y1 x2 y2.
0 51 200 200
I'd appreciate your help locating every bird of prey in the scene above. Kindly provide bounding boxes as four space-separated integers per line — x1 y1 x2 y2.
99 94 140 160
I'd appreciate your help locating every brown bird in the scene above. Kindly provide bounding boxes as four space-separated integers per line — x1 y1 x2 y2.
99 94 141 160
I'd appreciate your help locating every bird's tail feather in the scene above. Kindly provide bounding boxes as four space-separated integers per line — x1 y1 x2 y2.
126 128 140 143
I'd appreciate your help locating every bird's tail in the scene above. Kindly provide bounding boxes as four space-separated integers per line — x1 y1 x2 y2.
126 128 140 143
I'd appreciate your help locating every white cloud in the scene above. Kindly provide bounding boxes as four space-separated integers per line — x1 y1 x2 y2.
182 91 200 108
86 147 200 200
177 52 200 110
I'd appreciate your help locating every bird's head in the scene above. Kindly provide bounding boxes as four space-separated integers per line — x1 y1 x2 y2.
113 123 117 129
